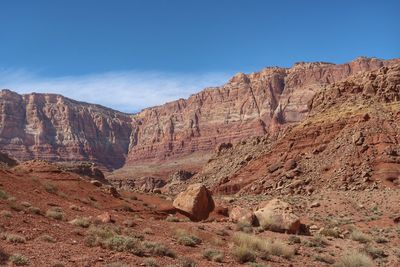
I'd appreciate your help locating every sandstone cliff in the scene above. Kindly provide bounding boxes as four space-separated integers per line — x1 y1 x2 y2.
184 63 400 195
0 90 133 169
124 57 398 168
0 57 398 175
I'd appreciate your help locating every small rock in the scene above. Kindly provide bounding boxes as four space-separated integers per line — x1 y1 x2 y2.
310 202 320 208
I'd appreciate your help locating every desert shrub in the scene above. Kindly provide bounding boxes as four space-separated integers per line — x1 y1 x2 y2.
71 217 91 228
247 263 269 267
267 239 295 259
375 236 389 244
43 182 58 194
315 254 335 264
39 234 56 243
232 245 256 263
142 241 175 257
0 189 9 199
303 235 329 247
259 214 283 232
46 207 65 220
0 210 12 218
102 263 128 267
202 248 224 262
360 245 387 259
180 258 197 267
9 202 23 212
20 201 31 208
165 216 180 222
174 229 201 247
27 206 41 214
143 258 158 267
5 233 26 243
320 227 341 238
288 235 301 244
350 230 371 243
85 225 144 256
143 228 153 235
236 221 253 233
334 251 373 267
232 232 294 259
69 204 81 211
9 254 29 266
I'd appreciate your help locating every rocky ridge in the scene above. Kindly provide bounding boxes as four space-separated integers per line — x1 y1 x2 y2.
183 63 400 196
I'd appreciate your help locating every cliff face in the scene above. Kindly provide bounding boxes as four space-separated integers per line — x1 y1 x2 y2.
0 57 398 173
175 63 400 195
0 90 133 169
125 57 397 165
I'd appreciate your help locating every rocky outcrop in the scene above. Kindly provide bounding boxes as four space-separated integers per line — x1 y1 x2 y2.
173 183 215 221
190 63 400 195
0 57 398 175
125 57 398 168
0 90 133 170
255 198 301 234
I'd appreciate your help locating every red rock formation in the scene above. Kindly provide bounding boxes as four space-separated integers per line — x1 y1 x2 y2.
0 57 398 175
125 57 398 167
0 90 133 169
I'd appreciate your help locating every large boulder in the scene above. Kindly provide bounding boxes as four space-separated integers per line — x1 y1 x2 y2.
173 183 215 221
254 198 301 234
229 206 258 226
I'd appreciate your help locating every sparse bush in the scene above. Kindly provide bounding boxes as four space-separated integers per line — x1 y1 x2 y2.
9 254 29 266
5 233 26 243
334 251 373 267
71 217 91 228
20 201 31 207
303 235 329 247
202 248 224 262
143 228 153 235
102 263 128 267
46 207 65 220
288 235 301 244
232 232 294 259
236 221 253 233
165 216 180 222
174 229 201 247
142 241 175 257
267 239 295 259
143 258 158 267
350 230 371 243
44 182 58 194
180 258 197 267
69 204 81 211
0 189 9 199
360 245 387 259
375 236 389 244
84 225 144 256
315 254 335 264
259 214 283 232
0 210 12 218
320 227 340 238
9 202 23 212
123 219 135 227
232 245 256 263
27 206 41 215
39 234 56 243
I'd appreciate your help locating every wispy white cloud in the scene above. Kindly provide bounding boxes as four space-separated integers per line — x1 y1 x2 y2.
0 69 231 113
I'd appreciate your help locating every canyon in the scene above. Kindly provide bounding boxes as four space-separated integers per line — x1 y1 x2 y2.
1 57 399 179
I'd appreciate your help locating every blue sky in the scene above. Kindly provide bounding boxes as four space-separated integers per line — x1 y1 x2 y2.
0 0 399 112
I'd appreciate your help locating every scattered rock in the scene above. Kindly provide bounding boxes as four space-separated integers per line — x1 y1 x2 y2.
229 206 258 226
254 198 302 234
310 202 320 208
173 183 215 221
96 212 114 223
